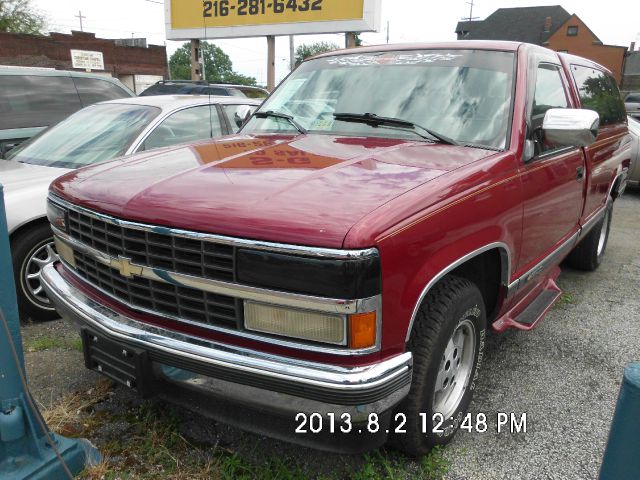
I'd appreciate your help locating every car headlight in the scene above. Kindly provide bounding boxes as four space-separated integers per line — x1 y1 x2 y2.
244 302 347 345
46 198 68 232
244 302 378 349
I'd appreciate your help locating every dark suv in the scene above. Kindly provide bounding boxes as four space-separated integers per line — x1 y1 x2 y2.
0 68 134 157
140 80 269 99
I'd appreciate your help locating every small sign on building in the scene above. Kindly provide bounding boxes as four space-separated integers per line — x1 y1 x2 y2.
70 49 105 71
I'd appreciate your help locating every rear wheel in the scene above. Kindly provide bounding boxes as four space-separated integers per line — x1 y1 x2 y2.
11 223 58 322
389 276 486 456
566 202 613 271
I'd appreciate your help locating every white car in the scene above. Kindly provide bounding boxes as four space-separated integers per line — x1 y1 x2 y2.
1 95 260 321
628 115 640 187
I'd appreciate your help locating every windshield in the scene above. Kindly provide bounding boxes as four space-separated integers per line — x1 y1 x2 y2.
8 103 160 168
243 49 515 149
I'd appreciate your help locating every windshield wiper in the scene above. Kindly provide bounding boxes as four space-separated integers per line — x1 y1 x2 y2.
333 113 458 145
254 110 307 135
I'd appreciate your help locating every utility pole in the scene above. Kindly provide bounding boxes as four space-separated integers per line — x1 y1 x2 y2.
386 21 390 44
289 35 295 71
346 32 357 49
190 39 202 81
75 10 86 32
465 0 479 21
267 35 276 91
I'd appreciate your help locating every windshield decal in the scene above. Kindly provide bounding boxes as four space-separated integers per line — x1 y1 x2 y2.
327 53 463 67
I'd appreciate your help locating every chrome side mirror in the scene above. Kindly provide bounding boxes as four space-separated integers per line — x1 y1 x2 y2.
234 105 254 129
542 108 600 147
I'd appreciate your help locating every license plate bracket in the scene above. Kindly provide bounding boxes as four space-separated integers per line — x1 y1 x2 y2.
81 328 156 398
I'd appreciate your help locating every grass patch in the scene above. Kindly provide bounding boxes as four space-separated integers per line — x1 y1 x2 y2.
44 382 451 480
24 335 84 352
350 448 450 480
554 292 576 309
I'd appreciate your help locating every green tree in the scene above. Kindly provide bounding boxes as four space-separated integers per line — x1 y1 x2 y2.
169 41 257 85
295 41 339 66
0 0 47 34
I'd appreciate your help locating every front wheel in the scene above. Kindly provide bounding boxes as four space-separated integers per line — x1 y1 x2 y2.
389 276 486 456
11 223 59 322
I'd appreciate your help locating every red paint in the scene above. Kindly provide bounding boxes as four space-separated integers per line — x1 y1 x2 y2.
51 42 631 367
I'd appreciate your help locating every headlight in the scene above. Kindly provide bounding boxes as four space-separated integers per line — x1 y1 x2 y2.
244 302 347 345
244 302 378 349
46 199 68 232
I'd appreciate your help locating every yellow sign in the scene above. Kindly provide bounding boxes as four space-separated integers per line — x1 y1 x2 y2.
171 0 365 29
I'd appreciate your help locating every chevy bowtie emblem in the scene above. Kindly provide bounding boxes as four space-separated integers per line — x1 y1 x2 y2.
111 256 143 279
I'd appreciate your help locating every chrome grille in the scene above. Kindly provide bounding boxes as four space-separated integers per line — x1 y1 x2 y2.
66 208 242 330
74 252 242 328
67 209 235 282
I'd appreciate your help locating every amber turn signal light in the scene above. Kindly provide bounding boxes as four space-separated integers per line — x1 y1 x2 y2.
349 312 377 349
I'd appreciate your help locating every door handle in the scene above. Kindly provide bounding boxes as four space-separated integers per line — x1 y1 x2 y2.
576 166 585 180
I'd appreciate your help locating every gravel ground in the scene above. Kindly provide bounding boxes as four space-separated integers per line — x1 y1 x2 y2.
21 189 640 479
445 189 640 480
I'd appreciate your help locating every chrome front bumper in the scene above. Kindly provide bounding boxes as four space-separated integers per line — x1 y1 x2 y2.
41 263 412 420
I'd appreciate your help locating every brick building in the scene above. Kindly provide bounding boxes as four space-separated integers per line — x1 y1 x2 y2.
0 30 168 94
455 6 627 84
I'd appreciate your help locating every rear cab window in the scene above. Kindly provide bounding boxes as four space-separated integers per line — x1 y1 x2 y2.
570 65 626 125
0 74 81 130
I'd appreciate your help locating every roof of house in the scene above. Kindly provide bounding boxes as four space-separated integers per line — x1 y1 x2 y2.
455 5 572 45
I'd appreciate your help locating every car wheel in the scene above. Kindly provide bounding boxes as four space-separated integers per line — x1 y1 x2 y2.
11 223 59 322
389 276 486 456
566 201 613 271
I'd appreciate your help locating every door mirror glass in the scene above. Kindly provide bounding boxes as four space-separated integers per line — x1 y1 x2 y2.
542 108 599 147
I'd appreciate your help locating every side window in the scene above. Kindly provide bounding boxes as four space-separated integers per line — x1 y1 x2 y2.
531 64 569 154
571 65 626 126
72 77 131 106
223 104 258 133
0 75 82 130
141 105 222 151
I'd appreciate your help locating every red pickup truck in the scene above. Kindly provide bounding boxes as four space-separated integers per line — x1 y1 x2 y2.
41 41 631 455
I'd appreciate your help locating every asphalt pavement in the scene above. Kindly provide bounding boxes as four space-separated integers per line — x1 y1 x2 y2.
445 188 640 480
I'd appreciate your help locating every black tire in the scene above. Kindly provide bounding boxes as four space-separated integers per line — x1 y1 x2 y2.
11 222 59 322
389 276 486 457
566 202 613 271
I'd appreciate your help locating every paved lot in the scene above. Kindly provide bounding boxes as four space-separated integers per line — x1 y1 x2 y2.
22 189 640 479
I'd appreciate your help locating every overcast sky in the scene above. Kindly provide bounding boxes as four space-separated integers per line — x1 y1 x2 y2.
34 0 640 85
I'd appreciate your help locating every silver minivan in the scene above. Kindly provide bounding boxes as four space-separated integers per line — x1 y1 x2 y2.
625 92 640 119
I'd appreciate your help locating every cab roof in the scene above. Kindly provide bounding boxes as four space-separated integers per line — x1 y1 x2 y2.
311 40 524 61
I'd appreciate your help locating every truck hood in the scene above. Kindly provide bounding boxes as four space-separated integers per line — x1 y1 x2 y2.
51 134 495 248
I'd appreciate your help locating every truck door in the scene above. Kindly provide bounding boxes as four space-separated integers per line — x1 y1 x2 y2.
516 61 585 275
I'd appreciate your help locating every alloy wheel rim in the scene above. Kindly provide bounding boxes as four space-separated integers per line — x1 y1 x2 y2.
21 240 57 310
432 319 476 419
